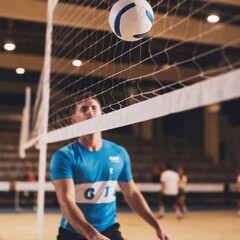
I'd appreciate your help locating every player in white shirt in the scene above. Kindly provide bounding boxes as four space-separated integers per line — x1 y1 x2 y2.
158 163 182 219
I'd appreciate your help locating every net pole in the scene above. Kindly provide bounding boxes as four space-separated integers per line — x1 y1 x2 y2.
37 144 47 240
36 0 55 239
19 87 31 159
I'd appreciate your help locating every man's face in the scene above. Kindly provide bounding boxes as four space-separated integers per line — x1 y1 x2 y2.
71 98 102 123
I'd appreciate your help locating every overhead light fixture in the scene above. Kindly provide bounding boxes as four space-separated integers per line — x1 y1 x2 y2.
207 14 220 23
72 59 82 67
4 42 16 51
16 68 25 74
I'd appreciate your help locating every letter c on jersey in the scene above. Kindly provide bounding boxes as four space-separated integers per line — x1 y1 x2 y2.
84 188 95 200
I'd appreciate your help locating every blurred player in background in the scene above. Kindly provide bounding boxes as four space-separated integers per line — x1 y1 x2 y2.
158 163 182 219
177 166 188 214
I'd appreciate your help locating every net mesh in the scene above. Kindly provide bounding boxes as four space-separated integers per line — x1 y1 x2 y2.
30 0 240 143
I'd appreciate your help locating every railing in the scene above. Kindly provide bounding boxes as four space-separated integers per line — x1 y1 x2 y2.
0 181 238 211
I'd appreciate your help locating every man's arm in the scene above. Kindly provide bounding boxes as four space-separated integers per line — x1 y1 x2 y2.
161 181 166 194
237 176 240 190
118 180 169 240
53 179 110 240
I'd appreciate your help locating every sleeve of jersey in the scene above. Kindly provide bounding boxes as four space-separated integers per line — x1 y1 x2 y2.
50 150 73 181
118 148 133 182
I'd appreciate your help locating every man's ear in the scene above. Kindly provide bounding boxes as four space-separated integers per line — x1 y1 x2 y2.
71 115 76 124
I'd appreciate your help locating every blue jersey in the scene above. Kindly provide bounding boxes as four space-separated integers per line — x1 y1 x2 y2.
50 139 132 233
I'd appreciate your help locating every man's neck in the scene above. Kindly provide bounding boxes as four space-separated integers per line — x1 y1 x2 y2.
78 132 102 151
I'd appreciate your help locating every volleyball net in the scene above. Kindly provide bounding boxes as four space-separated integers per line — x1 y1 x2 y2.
18 0 240 239
20 0 240 149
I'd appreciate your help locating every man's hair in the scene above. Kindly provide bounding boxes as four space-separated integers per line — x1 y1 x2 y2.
166 163 173 170
70 91 101 115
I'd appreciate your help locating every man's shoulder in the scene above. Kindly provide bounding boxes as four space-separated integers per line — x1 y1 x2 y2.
103 139 125 150
53 141 77 156
162 170 178 177
103 139 129 160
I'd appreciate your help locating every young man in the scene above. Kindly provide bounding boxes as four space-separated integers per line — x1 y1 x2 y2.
158 163 182 219
50 92 169 240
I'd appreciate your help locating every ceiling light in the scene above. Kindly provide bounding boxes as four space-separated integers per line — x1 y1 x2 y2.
207 14 220 23
16 68 25 74
72 59 82 67
4 42 16 51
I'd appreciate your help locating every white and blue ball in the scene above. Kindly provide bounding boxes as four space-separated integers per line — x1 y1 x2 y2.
109 0 154 42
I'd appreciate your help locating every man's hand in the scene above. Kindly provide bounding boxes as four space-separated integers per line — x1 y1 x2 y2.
156 228 170 240
89 231 111 240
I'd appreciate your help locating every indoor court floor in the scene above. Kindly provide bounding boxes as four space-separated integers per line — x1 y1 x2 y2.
0 210 239 240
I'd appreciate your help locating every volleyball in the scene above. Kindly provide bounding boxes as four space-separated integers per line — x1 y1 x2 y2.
108 0 154 42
